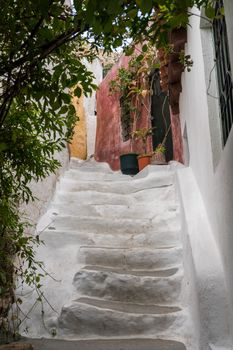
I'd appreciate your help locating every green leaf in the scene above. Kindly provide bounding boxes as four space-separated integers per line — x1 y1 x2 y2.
114 37 123 48
136 54 144 62
220 7 225 16
0 143 8 152
136 0 153 14
205 5 215 19
107 1 122 14
125 46 135 56
128 9 138 18
74 86 82 98
142 44 148 52
60 105 68 114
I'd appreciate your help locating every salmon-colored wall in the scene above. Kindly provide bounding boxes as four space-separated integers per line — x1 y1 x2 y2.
95 55 152 171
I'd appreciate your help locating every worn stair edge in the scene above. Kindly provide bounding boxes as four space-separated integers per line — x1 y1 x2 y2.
77 246 183 269
28 337 187 350
73 269 183 304
49 214 180 234
38 229 181 250
81 266 179 277
49 202 178 218
74 297 182 314
58 174 174 193
57 302 186 337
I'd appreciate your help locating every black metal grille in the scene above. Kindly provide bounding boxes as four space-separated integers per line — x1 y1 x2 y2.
213 0 233 145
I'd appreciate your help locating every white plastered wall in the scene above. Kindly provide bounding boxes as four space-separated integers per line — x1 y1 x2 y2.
179 4 233 346
20 148 69 233
83 58 103 157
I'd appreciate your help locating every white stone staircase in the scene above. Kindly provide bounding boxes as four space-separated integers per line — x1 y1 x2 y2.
19 158 193 350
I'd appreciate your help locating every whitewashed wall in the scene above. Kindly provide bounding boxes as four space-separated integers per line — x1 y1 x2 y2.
179 3 233 347
20 148 69 233
83 58 103 157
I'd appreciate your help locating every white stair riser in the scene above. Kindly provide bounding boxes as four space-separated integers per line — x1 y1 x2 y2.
58 174 174 193
78 247 182 270
73 270 182 304
42 230 180 249
50 202 178 219
50 215 180 234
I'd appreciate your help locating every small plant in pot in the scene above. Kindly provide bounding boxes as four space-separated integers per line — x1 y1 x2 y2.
151 143 167 164
131 127 155 171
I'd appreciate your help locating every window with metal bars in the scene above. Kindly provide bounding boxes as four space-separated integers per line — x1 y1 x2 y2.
213 0 233 145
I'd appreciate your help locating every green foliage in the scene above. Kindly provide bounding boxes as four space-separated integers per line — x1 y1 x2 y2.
0 0 97 339
109 45 158 142
109 67 137 141
131 127 155 154
154 143 166 154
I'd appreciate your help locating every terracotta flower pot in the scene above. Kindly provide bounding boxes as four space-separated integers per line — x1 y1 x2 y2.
137 155 151 171
151 151 166 165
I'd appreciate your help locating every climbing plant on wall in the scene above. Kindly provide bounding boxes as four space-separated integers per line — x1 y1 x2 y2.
109 45 159 141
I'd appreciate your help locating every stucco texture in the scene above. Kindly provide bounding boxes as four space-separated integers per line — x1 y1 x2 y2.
20 147 69 233
69 92 87 160
95 56 152 170
170 109 184 163
179 5 233 345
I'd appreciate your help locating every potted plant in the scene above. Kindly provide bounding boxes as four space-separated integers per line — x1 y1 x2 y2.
131 127 155 171
119 151 139 175
151 143 167 164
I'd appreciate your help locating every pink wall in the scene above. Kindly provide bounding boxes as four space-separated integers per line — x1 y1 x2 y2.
95 55 152 171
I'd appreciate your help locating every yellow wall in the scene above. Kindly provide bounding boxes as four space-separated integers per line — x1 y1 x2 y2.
69 92 87 159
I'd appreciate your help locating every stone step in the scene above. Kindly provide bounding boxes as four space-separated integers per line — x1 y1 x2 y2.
82 266 179 277
40 230 181 251
30 338 186 350
69 158 113 172
78 246 182 269
47 225 181 250
50 202 178 219
73 269 182 304
54 190 133 206
54 186 175 206
18 160 190 348
59 172 174 194
65 168 130 182
57 301 186 337
75 297 181 314
49 215 180 234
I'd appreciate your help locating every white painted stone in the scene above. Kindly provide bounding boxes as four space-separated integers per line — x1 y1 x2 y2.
49 202 178 218
176 167 231 349
17 160 191 350
30 338 187 350
72 269 183 304
40 229 180 249
20 148 69 233
179 6 233 347
82 59 102 157
57 301 186 337
78 246 182 269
